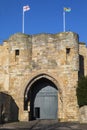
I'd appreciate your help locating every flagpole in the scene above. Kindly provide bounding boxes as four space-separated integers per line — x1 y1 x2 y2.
63 7 71 32
22 9 24 33
63 11 65 32
22 5 30 33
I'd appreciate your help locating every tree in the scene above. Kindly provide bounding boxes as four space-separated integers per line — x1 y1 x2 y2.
76 76 87 107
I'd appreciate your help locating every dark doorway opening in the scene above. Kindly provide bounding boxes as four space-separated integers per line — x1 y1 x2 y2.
0 92 19 124
35 107 40 118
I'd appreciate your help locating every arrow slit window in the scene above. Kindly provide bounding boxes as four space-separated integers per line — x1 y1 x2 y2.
15 49 20 61
15 50 19 56
66 48 71 64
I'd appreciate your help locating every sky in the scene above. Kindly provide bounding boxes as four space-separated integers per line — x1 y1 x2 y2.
0 0 87 45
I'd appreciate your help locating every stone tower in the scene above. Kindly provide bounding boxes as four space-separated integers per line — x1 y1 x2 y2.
0 31 86 122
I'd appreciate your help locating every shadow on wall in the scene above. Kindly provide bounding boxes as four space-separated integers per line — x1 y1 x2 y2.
0 92 19 124
79 55 84 77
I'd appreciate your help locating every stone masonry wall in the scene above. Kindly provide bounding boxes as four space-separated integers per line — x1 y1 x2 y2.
0 32 86 122
0 41 9 91
31 32 79 121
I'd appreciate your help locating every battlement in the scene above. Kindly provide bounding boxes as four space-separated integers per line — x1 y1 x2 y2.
0 32 80 71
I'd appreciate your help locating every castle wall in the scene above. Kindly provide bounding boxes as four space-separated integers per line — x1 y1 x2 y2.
0 32 83 122
79 43 87 76
0 41 9 91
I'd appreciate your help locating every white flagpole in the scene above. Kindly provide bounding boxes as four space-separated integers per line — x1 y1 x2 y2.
63 11 66 32
22 9 25 33
22 5 30 33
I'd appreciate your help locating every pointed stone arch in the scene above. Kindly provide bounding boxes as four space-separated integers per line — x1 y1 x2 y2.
24 73 62 100
24 73 63 120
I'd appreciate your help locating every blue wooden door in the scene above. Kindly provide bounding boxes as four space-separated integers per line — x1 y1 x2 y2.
34 85 58 119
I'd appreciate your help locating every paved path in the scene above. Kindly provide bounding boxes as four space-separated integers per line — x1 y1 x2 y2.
0 120 87 130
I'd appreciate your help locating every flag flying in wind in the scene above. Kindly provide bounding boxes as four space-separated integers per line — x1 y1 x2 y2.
23 5 30 12
64 7 71 12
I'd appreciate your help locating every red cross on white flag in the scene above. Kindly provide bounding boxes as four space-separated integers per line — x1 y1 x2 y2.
23 5 30 12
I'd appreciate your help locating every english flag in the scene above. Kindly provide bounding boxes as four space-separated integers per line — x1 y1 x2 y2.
23 5 30 12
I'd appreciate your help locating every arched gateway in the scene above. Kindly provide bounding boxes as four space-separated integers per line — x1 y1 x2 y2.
24 74 58 120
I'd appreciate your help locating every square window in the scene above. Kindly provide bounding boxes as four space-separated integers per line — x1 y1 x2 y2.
15 50 19 56
66 48 70 54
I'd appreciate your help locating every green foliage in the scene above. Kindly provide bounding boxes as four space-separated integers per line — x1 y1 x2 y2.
76 76 87 107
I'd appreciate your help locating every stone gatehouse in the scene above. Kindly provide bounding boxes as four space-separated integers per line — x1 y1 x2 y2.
0 32 87 122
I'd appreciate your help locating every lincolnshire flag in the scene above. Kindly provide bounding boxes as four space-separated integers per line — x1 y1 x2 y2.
23 5 30 12
64 7 71 12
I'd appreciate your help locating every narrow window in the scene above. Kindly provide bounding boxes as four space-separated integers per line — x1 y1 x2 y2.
15 50 19 56
66 48 71 64
66 48 70 54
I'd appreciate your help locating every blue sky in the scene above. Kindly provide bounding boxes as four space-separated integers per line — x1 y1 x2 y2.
0 0 87 45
